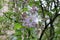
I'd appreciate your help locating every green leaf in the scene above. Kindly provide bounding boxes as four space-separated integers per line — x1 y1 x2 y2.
29 2 34 6
44 10 52 17
34 1 39 6
15 30 22 36
0 17 4 21
14 23 22 30
22 7 28 12
29 0 34 6
56 28 60 34
0 5 2 9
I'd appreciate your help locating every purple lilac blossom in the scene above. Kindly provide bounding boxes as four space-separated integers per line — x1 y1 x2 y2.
22 6 38 27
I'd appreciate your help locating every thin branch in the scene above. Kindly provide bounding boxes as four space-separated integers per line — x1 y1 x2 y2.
49 18 55 40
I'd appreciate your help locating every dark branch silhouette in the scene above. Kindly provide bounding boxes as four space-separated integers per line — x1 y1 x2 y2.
39 0 60 40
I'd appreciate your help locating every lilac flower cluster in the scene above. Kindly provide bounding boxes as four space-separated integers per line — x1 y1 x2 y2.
22 6 38 27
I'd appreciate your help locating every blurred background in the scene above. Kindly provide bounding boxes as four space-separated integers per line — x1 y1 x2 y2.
0 0 60 40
